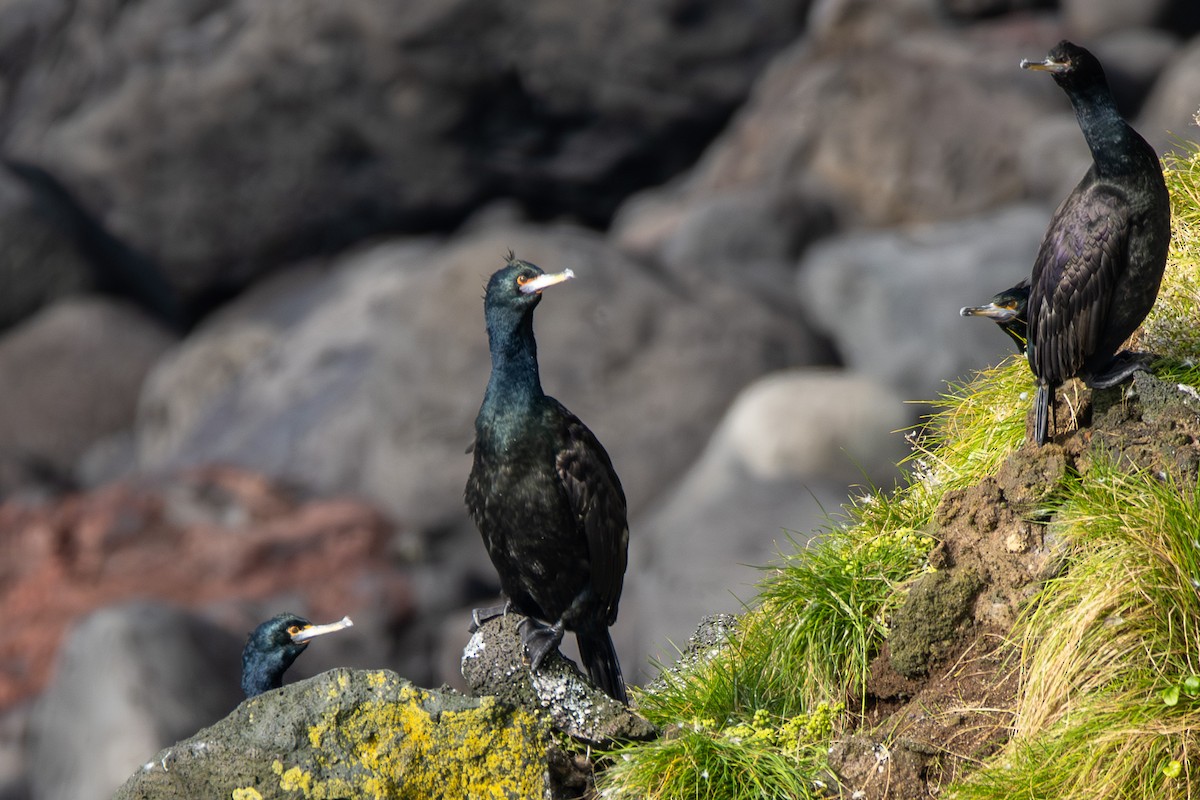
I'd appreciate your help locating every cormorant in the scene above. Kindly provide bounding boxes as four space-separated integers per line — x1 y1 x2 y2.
1020 41 1171 445
241 613 353 698
960 279 1030 354
465 254 630 704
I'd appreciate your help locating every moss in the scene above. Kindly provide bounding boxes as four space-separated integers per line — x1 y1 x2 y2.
888 567 983 678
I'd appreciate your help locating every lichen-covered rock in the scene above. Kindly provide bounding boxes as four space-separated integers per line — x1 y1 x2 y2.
112 669 552 800
460 614 657 746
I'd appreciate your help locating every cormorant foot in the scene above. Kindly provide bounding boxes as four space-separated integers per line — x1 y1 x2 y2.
518 617 565 673
1085 351 1153 390
469 602 511 633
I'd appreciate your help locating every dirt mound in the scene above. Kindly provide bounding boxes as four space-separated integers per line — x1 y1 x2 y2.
829 372 1200 798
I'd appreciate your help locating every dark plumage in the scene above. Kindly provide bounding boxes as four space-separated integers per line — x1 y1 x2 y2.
1021 41 1171 445
960 279 1030 354
465 254 629 704
241 613 353 698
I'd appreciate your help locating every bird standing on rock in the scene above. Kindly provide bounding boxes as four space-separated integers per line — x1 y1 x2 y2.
960 279 1031 354
241 613 354 698
465 254 629 704
1021 40 1171 445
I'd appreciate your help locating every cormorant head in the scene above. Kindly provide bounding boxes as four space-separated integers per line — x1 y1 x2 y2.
241 612 354 698
483 252 575 332
960 279 1030 353
1020 41 1107 93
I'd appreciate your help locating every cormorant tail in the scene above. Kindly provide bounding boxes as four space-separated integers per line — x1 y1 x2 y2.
576 628 628 705
1034 383 1052 445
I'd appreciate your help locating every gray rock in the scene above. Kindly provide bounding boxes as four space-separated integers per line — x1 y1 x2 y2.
111 669 555 800
621 16 1067 250
0 297 173 473
0 703 31 800
796 204 1046 400
135 221 823 530
460 613 656 746
2 0 811 292
28 603 244 800
1137 36 1200 154
0 166 93 334
1091 29 1181 118
1061 0 1173 39
627 368 910 679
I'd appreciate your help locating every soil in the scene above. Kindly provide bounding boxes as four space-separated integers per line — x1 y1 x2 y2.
826 372 1200 798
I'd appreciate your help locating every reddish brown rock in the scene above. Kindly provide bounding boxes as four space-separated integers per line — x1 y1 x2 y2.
0 466 409 711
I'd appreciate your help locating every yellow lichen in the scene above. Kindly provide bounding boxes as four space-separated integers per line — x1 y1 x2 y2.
275 688 548 799
232 789 263 800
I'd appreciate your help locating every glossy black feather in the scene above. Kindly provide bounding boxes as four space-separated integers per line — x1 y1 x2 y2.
1022 41 1171 445
465 256 629 703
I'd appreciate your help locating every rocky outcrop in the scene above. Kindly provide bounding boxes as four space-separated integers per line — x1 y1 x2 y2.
112 669 555 800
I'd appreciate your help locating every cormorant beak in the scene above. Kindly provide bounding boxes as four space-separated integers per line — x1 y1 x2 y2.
291 615 354 644
1021 56 1069 74
518 269 575 295
960 302 1019 322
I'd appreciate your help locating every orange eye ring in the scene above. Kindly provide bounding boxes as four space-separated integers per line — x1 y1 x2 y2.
516 274 534 286
287 625 303 636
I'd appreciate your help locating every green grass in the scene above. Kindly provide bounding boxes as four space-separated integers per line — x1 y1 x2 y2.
598 144 1200 800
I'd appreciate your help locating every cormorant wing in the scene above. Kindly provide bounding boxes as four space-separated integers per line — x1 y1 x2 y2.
552 402 629 625
1029 183 1129 385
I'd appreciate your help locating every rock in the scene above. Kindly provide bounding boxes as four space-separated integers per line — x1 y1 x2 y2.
628 368 910 678
28 603 245 800
460 613 656 746
0 165 94 334
2 0 811 293
135 221 824 530
111 669 555 800
1060 0 1174 39
887 568 984 678
1091 29 1181 118
1137 36 1200 154
0 466 407 711
0 702 31 800
0 297 173 475
796 204 1046 400
623 15 1068 250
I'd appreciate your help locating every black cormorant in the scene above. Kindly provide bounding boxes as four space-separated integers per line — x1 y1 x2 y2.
241 613 353 698
465 254 629 704
960 279 1030 354
1020 41 1171 445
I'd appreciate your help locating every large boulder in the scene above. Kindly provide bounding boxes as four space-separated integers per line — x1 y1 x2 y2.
626 368 910 678
0 297 173 476
111 669 556 800
611 8 1069 262
1137 36 1200 154
796 204 1046 401
27 604 245 800
1 0 812 296
133 220 826 531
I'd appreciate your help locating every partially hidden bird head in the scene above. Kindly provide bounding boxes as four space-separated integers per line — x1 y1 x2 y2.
1021 40 1106 92
484 252 575 328
241 612 354 697
960 279 1030 353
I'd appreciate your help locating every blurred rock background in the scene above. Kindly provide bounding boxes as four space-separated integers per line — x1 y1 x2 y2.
1 0 1198 797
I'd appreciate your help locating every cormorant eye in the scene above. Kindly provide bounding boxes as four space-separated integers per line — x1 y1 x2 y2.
516 274 534 287
287 625 303 636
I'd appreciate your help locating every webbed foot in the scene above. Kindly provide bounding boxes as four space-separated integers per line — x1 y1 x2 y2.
518 617 565 672
469 602 511 633
1085 351 1153 389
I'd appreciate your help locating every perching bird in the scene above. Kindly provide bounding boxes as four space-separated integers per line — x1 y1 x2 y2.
1021 41 1171 445
241 613 353 698
465 254 629 704
960 279 1030 354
